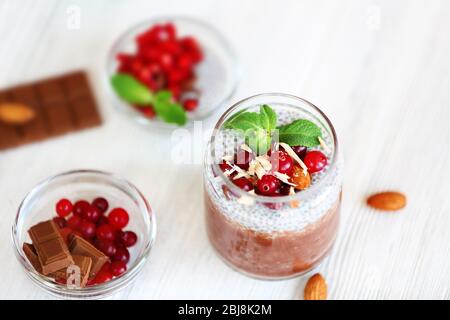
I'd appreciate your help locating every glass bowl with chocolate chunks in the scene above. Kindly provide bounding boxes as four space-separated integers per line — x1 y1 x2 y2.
12 170 156 299
105 16 239 128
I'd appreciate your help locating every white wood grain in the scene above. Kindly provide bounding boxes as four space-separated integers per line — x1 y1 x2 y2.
1 0 449 300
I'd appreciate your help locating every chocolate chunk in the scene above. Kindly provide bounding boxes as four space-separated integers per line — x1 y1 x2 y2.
0 70 101 151
23 243 42 273
0 91 21 149
69 235 108 278
9 85 48 142
28 220 74 275
29 220 61 245
63 71 90 100
70 96 102 129
54 255 92 288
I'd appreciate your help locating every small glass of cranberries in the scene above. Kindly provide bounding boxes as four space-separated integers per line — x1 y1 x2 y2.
13 170 156 299
107 16 238 128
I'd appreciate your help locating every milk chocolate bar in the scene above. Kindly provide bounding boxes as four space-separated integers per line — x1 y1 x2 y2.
23 243 42 273
54 255 92 288
28 220 74 275
69 235 108 278
0 70 101 151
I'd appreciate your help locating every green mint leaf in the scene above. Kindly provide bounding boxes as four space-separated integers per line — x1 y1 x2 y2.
223 112 263 131
245 129 271 155
152 90 187 126
111 74 153 105
223 104 279 154
259 104 277 132
278 119 322 147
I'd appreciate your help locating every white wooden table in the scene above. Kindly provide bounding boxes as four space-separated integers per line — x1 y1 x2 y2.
1 0 449 300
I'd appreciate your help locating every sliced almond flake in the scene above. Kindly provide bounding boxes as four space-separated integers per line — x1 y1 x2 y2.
279 142 309 176
273 171 296 186
256 155 272 171
226 160 251 179
255 162 267 180
237 190 255 206
233 171 251 180
240 144 253 153
289 186 296 195
247 159 258 176
318 136 331 154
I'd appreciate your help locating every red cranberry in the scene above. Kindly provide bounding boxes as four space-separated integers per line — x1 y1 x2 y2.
113 247 130 264
67 215 82 230
140 107 156 118
52 217 67 229
219 161 233 173
93 270 112 284
279 183 292 196
108 208 129 229
110 261 127 277
83 205 101 223
117 231 138 248
96 224 117 242
96 216 109 227
177 55 193 70
96 239 117 257
100 262 111 273
92 197 109 213
234 150 252 170
257 175 281 195
86 278 96 286
55 199 73 217
270 150 293 175
73 200 90 217
291 146 307 159
183 99 198 111
79 220 96 239
303 151 328 173
232 177 254 192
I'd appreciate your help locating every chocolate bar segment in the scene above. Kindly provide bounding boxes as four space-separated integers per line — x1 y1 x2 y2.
28 220 74 275
23 243 42 273
0 91 21 149
0 70 101 151
69 235 108 278
54 255 92 288
10 84 48 142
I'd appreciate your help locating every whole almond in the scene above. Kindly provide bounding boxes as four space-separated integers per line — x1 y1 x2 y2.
0 103 35 125
304 273 327 300
367 191 407 211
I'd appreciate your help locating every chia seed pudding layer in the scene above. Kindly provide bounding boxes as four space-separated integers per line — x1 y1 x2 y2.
205 104 343 234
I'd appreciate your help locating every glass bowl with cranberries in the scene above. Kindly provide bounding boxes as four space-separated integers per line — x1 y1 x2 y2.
12 170 156 299
106 16 239 128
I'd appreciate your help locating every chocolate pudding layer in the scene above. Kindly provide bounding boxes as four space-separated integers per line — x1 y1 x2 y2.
205 192 340 278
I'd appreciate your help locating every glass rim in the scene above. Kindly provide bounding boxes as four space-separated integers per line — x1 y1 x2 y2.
11 169 157 298
104 15 241 129
209 92 339 203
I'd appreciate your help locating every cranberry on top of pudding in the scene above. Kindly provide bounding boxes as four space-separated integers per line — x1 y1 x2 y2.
217 104 329 207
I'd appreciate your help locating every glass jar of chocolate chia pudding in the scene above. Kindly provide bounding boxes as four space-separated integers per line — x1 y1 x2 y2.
203 93 342 280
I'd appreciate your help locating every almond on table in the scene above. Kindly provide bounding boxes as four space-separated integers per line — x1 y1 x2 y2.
367 191 407 211
304 273 327 300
